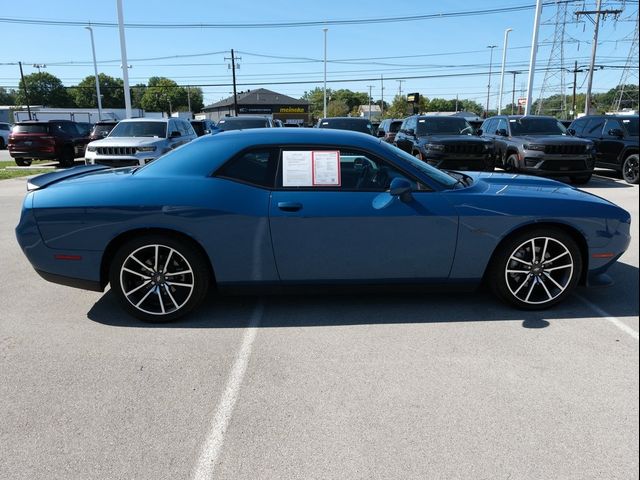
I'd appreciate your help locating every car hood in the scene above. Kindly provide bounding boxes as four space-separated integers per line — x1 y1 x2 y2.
88 136 166 147
514 135 592 145
418 135 488 144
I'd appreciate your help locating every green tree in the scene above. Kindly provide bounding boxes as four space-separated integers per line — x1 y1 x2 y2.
140 77 188 114
459 99 483 115
327 99 349 117
425 97 456 112
130 83 147 110
185 86 204 113
332 89 369 113
385 95 412 118
302 87 332 120
15 72 74 107
71 73 125 109
0 87 16 105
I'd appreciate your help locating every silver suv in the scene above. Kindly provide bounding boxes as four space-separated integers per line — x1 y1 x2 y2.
85 118 197 167
481 115 595 184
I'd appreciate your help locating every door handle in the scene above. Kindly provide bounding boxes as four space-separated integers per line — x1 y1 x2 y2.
277 202 303 212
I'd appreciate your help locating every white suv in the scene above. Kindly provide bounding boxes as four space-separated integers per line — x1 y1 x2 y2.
85 118 197 167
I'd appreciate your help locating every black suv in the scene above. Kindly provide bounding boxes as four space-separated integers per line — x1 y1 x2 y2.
394 115 494 171
480 115 595 184
376 118 403 143
568 115 639 184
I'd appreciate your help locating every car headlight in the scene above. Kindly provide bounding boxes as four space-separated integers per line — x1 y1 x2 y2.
523 144 546 151
584 144 594 152
483 143 493 151
136 146 157 152
87 146 96 152
424 143 445 151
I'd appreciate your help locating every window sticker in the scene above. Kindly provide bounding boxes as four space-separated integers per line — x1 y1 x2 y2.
312 151 341 186
282 150 341 187
282 151 313 186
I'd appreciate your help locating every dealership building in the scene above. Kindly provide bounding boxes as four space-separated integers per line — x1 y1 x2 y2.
201 88 311 126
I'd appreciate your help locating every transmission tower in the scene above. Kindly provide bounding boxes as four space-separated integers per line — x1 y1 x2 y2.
611 12 639 112
536 1 571 118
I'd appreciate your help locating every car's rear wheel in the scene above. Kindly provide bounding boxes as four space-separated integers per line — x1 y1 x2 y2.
109 235 210 322
570 174 592 185
622 154 639 184
14 158 32 167
59 146 75 168
489 228 582 310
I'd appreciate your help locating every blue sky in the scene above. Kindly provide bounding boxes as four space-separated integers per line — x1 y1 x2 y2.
1 0 637 109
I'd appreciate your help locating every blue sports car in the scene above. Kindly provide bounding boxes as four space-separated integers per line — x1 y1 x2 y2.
16 128 631 322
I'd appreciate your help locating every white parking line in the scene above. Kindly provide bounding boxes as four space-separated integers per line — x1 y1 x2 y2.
577 295 639 341
192 301 264 480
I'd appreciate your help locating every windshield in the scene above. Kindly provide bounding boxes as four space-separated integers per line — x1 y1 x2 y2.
319 119 373 134
509 117 566 136
217 118 269 131
13 124 49 134
379 142 459 188
109 121 167 138
417 117 474 136
621 117 639 137
92 124 116 136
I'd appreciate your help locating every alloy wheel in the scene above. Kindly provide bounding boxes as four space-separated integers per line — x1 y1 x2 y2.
504 236 574 305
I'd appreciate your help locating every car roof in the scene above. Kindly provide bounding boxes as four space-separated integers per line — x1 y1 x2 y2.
219 116 270 121
118 118 170 123
206 127 379 145
319 117 369 122
15 119 75 124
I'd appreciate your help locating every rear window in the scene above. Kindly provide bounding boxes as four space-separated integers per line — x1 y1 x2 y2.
92 123 116 136
217 118 270 131
12 124 49 134
191 122 205 136
318 119 373 134
389 121 402 133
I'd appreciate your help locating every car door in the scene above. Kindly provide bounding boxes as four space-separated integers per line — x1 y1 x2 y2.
598 118 627 167
582 117 607 164
394 117 415 153
269 146 459 282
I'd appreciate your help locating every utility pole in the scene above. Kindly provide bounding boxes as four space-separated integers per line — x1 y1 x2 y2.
498 28 513 114
367 85 374 120
380 75 384 117
186 85 192 116
397 79 405 98
485 45 498 117
84 26 102 121
576 1 622 114
323 28 328 118
18 61 32 120
570 61 585 119
509 71 520 115
225 50 241 116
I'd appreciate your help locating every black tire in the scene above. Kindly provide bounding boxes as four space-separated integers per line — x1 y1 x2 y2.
505 154 519 172
109 234 211 322
569 174 592 185
489 227 582 310
14 158 32 167
58 146 75 168
622 154 639 184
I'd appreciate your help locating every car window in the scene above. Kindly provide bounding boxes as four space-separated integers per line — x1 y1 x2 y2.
508 117 565 136
584 118 606 137
482 119 495 134
217 118 270 130
570 118 588 136
0 124 9 131
62 123 80 135
416 117 473 135
215 149 278 188
389 121 402 133
604 118 622 134
13 124 49 134
621 117 638 137
496 118 508 133
277 148 427 192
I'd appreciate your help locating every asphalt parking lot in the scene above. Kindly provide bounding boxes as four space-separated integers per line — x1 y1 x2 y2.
0 163 638 479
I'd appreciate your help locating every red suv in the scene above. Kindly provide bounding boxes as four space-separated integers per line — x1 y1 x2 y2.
8 120 91 167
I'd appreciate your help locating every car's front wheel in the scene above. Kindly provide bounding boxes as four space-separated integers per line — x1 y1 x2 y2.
622 154 639 184
489 228 582 310
505 154 519 172
109 235 211 322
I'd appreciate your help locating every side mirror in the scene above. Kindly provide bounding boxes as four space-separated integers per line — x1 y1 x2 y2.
389 177 413 202
475 128 483 136
170 130 181 138
608 128 624 138
376 130 385 138
406 128 415 136
496 128 508 137
566 128 576 136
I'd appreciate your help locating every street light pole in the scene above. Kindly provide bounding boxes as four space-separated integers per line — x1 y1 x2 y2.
525 0 543 116
85 26 103 121
485 45 497 117
116 0 132 118
498 28 513 114
323 28 328 118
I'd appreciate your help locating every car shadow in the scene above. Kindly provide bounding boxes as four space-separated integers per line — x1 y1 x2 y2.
87 262 638 331
588 171 635 189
